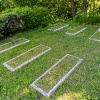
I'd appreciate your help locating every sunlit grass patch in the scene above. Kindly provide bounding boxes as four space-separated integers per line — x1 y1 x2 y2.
3 44 51 72
56 92 86 100
31 54 83 97
0 38 30 54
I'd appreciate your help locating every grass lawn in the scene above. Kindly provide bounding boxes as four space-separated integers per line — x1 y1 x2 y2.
0 38 30 53
47 23 69 32
65 25 87 35
6 44 50 69
91 31 100 41
0 22 100 100
35 54 81 92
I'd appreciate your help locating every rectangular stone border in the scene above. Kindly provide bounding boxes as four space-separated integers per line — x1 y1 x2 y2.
3 44 51 72
89 31 100 42
0 38 30 54
65 27 87 36
47 24 69 32
30 54 83 98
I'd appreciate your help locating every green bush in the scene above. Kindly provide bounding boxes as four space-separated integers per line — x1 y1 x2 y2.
74 11 100 24
2 6 52 28
0 6 52 36
87 11 100 24
74 13 87 23
0 12 21 36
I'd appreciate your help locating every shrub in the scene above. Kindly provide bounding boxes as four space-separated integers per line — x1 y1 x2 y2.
0 0 15 12
0 12 21 36
32 6 52 27
0 6 52 36
74 11 100 24
87 11 100 24
74 13 87 23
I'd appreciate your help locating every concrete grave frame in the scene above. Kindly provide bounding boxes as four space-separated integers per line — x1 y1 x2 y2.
65 26 87 36
3 44 51 72
47 24 69 32
0 38 30 54
31 54 83 98
89 31 100 42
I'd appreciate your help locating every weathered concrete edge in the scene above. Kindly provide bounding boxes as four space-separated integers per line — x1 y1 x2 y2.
30 54 83 97
89 31 100 42
0 38 30 54
3 44 51 72
65 27 87 36
47 24 69 32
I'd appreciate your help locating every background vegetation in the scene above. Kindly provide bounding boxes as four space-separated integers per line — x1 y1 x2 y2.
0 0 100 100
0 0 100 36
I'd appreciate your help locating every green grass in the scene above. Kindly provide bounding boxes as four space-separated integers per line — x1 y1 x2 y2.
35 55 80 92
0 23 100 100
57 24 78 33
48 23 68 30
66 25 86 34
91 31 100 40
0 38 28 51
7 45 48 68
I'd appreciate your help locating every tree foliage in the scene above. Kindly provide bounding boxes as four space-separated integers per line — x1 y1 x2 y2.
0 0 100 20
0 6 52 36
13 0 38 7
0 0 15 12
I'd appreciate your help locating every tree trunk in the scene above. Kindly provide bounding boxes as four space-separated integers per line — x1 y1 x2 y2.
70 0 76 18
82 0 88 12
93 0 95 11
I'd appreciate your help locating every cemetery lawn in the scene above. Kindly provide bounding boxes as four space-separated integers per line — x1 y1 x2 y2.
91 31 100 40
48 23 69 30
0 23 100 100
35 55 80 92
6 44 49 68
0 38 29 51
66 26 86 34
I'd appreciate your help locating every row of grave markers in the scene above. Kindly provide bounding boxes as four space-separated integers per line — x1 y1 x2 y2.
0 24 100 98
1 41 83 97
0 24 99 55
48 24 100 42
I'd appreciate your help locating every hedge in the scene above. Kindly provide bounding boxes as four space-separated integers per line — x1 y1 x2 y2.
0 6 52 36
74 11 100 24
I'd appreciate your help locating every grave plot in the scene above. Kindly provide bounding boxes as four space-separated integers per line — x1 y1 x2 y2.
89 30 100 42
47 23 69 32
31 54 83 97
3 44 51 72
0 38 30 54
60 25 78 33
65 25 87 36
